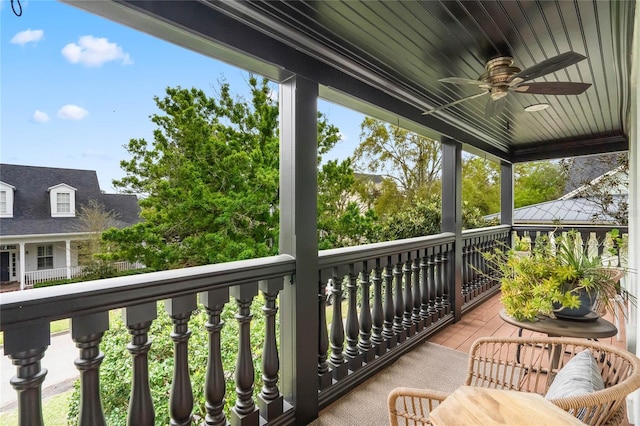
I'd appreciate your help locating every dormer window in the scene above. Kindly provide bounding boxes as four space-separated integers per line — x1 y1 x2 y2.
57 192 71 213
0 181 15 218
48 183 77 217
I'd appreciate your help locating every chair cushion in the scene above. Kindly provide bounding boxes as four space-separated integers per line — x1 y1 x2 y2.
545 349 604 400
545 349 604 420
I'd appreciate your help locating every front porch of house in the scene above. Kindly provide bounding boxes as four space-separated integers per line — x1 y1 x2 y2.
1 2 637 425
313 291 630 425
0 238 146 289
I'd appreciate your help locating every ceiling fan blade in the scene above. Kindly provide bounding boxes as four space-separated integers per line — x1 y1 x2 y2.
513 51 587 82
485 97 506 118
514 82 591 95
422 91 488 115
439 77 486 86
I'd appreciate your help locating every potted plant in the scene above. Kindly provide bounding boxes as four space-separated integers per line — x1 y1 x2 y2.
484 230 624 321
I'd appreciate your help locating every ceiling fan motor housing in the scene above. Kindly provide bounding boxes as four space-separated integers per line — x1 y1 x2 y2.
480 57 522 101
480 57 521 85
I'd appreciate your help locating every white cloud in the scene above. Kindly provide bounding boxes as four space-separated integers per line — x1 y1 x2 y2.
11 29 44 46
338 131 347 141
32 110 50 123
57 105 89 120
61 35 132 67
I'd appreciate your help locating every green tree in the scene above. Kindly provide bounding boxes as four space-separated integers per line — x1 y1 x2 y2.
514 161 566 208
376 195 488 240
376 196 441 240
561 153 628 225
351 119 505 232
317 159 378 248
76 199 120 279
105 78 280 269
462 156 500 216
350 173 409 220
103 77 357 268
353 118 441 199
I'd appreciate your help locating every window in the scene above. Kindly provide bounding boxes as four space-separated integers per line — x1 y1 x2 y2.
57 192 71 213
37 245 53 270
48 183 76 217
0 182 14 218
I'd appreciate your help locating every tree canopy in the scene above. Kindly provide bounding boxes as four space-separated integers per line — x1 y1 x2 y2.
462 156 500 216
104 77 354 269
514 161 566 208
102 77 578 270
352 118 441 200
461 156 567 216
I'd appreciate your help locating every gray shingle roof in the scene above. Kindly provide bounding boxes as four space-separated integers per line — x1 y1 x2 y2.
563 153 624 195
0 164 140 236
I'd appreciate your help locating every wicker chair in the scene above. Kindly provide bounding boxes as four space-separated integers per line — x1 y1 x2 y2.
388 336 640 426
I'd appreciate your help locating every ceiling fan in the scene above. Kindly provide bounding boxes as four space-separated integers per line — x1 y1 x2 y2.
422 51 591 118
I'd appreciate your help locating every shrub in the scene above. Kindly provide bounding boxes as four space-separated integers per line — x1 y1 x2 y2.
80 261 118 281
68 298 270 425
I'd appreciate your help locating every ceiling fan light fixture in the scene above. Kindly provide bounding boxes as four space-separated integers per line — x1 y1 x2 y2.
490 87 509 100
524 103 549 112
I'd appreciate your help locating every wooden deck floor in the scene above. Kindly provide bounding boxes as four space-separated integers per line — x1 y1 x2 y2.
430 292 628 353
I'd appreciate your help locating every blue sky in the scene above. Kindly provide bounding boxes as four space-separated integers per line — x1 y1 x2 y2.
1 0 365 192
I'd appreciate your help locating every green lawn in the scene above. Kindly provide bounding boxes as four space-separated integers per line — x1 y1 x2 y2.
0 391 72 426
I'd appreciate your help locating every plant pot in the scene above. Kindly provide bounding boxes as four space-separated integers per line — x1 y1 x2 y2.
554 288 595 318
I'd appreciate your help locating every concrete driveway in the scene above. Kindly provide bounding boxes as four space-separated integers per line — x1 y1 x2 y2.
0 332 79 412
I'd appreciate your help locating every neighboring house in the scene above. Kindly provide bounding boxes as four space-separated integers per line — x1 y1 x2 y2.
562 153 625 195
486 163 628 225
0 164 140 288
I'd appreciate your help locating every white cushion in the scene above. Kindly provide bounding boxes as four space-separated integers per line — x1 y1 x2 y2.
545 349 604 419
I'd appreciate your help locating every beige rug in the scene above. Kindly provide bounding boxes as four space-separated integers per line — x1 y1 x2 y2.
309 342 469 425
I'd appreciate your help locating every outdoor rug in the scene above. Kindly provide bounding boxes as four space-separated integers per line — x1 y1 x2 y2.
309 342 469 426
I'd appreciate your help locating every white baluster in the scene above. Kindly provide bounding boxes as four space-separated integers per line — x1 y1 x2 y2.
602 232 618 267
587 232 599 260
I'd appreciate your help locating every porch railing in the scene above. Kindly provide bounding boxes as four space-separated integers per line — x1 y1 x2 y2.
512 225 629 267
112 260 146 272
24 266 79 285
461 226 511 312
1 226 509 425
24 261 147 286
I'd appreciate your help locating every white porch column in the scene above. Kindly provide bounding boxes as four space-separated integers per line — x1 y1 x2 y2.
629 3 639 424
19 242 25 291
65 239 71 279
